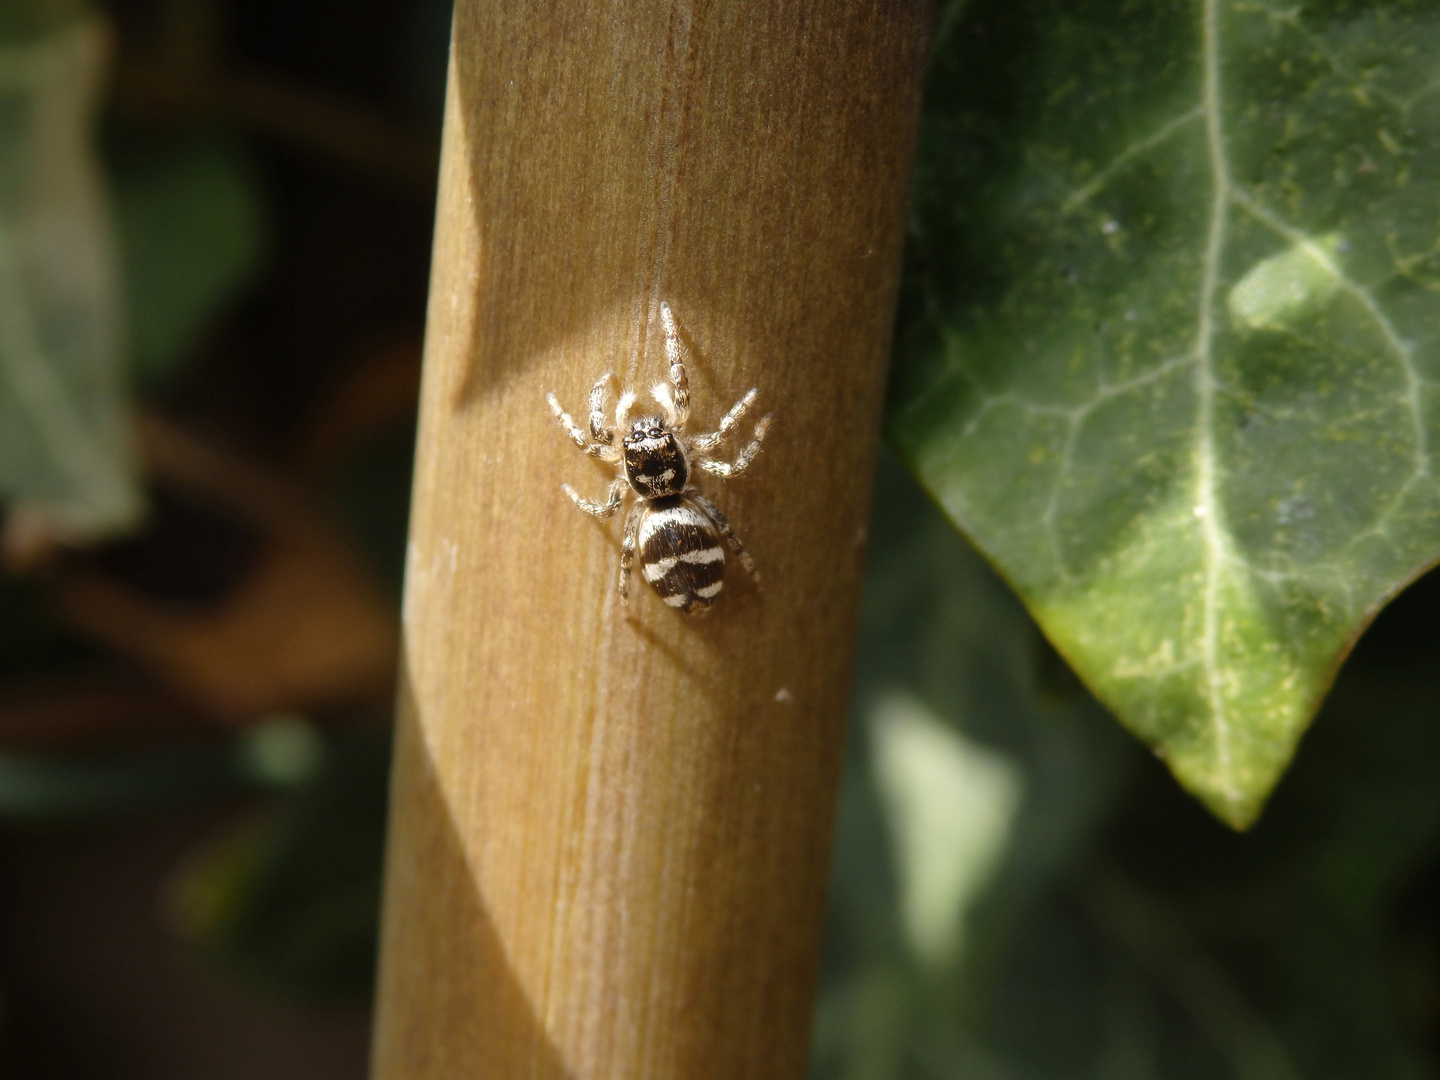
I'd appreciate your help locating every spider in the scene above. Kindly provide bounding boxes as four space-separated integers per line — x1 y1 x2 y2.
546 302 772 612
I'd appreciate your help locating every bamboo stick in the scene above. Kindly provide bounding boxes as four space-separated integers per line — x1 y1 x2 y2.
371 3 931 1078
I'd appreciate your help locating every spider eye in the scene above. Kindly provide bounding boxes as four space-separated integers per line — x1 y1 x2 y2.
649 427 663 438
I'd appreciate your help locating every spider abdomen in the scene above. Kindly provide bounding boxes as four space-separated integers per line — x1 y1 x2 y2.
638 497 725 612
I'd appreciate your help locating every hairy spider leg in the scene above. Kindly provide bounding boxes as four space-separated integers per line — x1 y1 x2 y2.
697 414 772 478
660 301 691 430
619 500 644 602
693 494 758 582
691 387 758 453
650 381 682 429
562 477 627 517
615 389 638 432
587 372 615 444
548 391 620 460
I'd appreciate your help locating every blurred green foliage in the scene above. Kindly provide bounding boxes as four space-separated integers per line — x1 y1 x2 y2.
0 0 89 47
110 128 267 391
812 452 1440 1079
168 726 391 1002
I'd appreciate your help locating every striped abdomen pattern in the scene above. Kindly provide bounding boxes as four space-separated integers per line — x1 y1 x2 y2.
638 497 725 612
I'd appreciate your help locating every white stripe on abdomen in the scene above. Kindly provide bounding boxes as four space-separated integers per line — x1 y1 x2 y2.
638 503 713 545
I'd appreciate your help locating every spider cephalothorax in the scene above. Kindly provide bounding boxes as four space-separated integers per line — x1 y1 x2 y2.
546 302 772 613
622 417 689 498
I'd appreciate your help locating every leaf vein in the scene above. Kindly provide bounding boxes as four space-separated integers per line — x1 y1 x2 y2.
1232 190 1430 479
1197 0 1241 816
1060 107 1205 216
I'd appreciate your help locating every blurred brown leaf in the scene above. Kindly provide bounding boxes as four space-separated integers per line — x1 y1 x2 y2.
54 417 397 721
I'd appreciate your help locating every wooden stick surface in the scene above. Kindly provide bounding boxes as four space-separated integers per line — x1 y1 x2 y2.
371 3 931 1078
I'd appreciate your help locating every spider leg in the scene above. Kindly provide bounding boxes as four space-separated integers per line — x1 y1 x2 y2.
660 301 691 430
619 500 644 603
548 391 620 460
693 495 758 582
615 389 637 431
696 414 772 479
587 373 616 444
690 387 758 453
650 381 681 428
563 477 627 517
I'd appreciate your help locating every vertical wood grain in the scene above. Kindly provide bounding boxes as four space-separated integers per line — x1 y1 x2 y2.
371 3 931 1078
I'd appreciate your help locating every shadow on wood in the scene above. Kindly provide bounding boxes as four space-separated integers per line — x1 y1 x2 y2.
371 667 574 1079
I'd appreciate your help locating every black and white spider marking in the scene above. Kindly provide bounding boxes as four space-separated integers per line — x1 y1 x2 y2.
546 302 772 613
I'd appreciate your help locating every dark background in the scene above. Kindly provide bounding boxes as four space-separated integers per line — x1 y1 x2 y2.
0 0 445 1074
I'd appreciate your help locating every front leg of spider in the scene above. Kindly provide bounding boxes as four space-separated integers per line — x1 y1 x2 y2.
690 387 757 453
659 302 690 430
696 412 772 479
547 375 621 461
586 373 615 446
548 302 769 613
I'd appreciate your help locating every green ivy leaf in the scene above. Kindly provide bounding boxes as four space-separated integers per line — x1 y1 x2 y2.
889 0 1440 826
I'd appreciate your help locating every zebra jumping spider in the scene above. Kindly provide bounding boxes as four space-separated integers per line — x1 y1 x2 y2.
546 302 772 613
